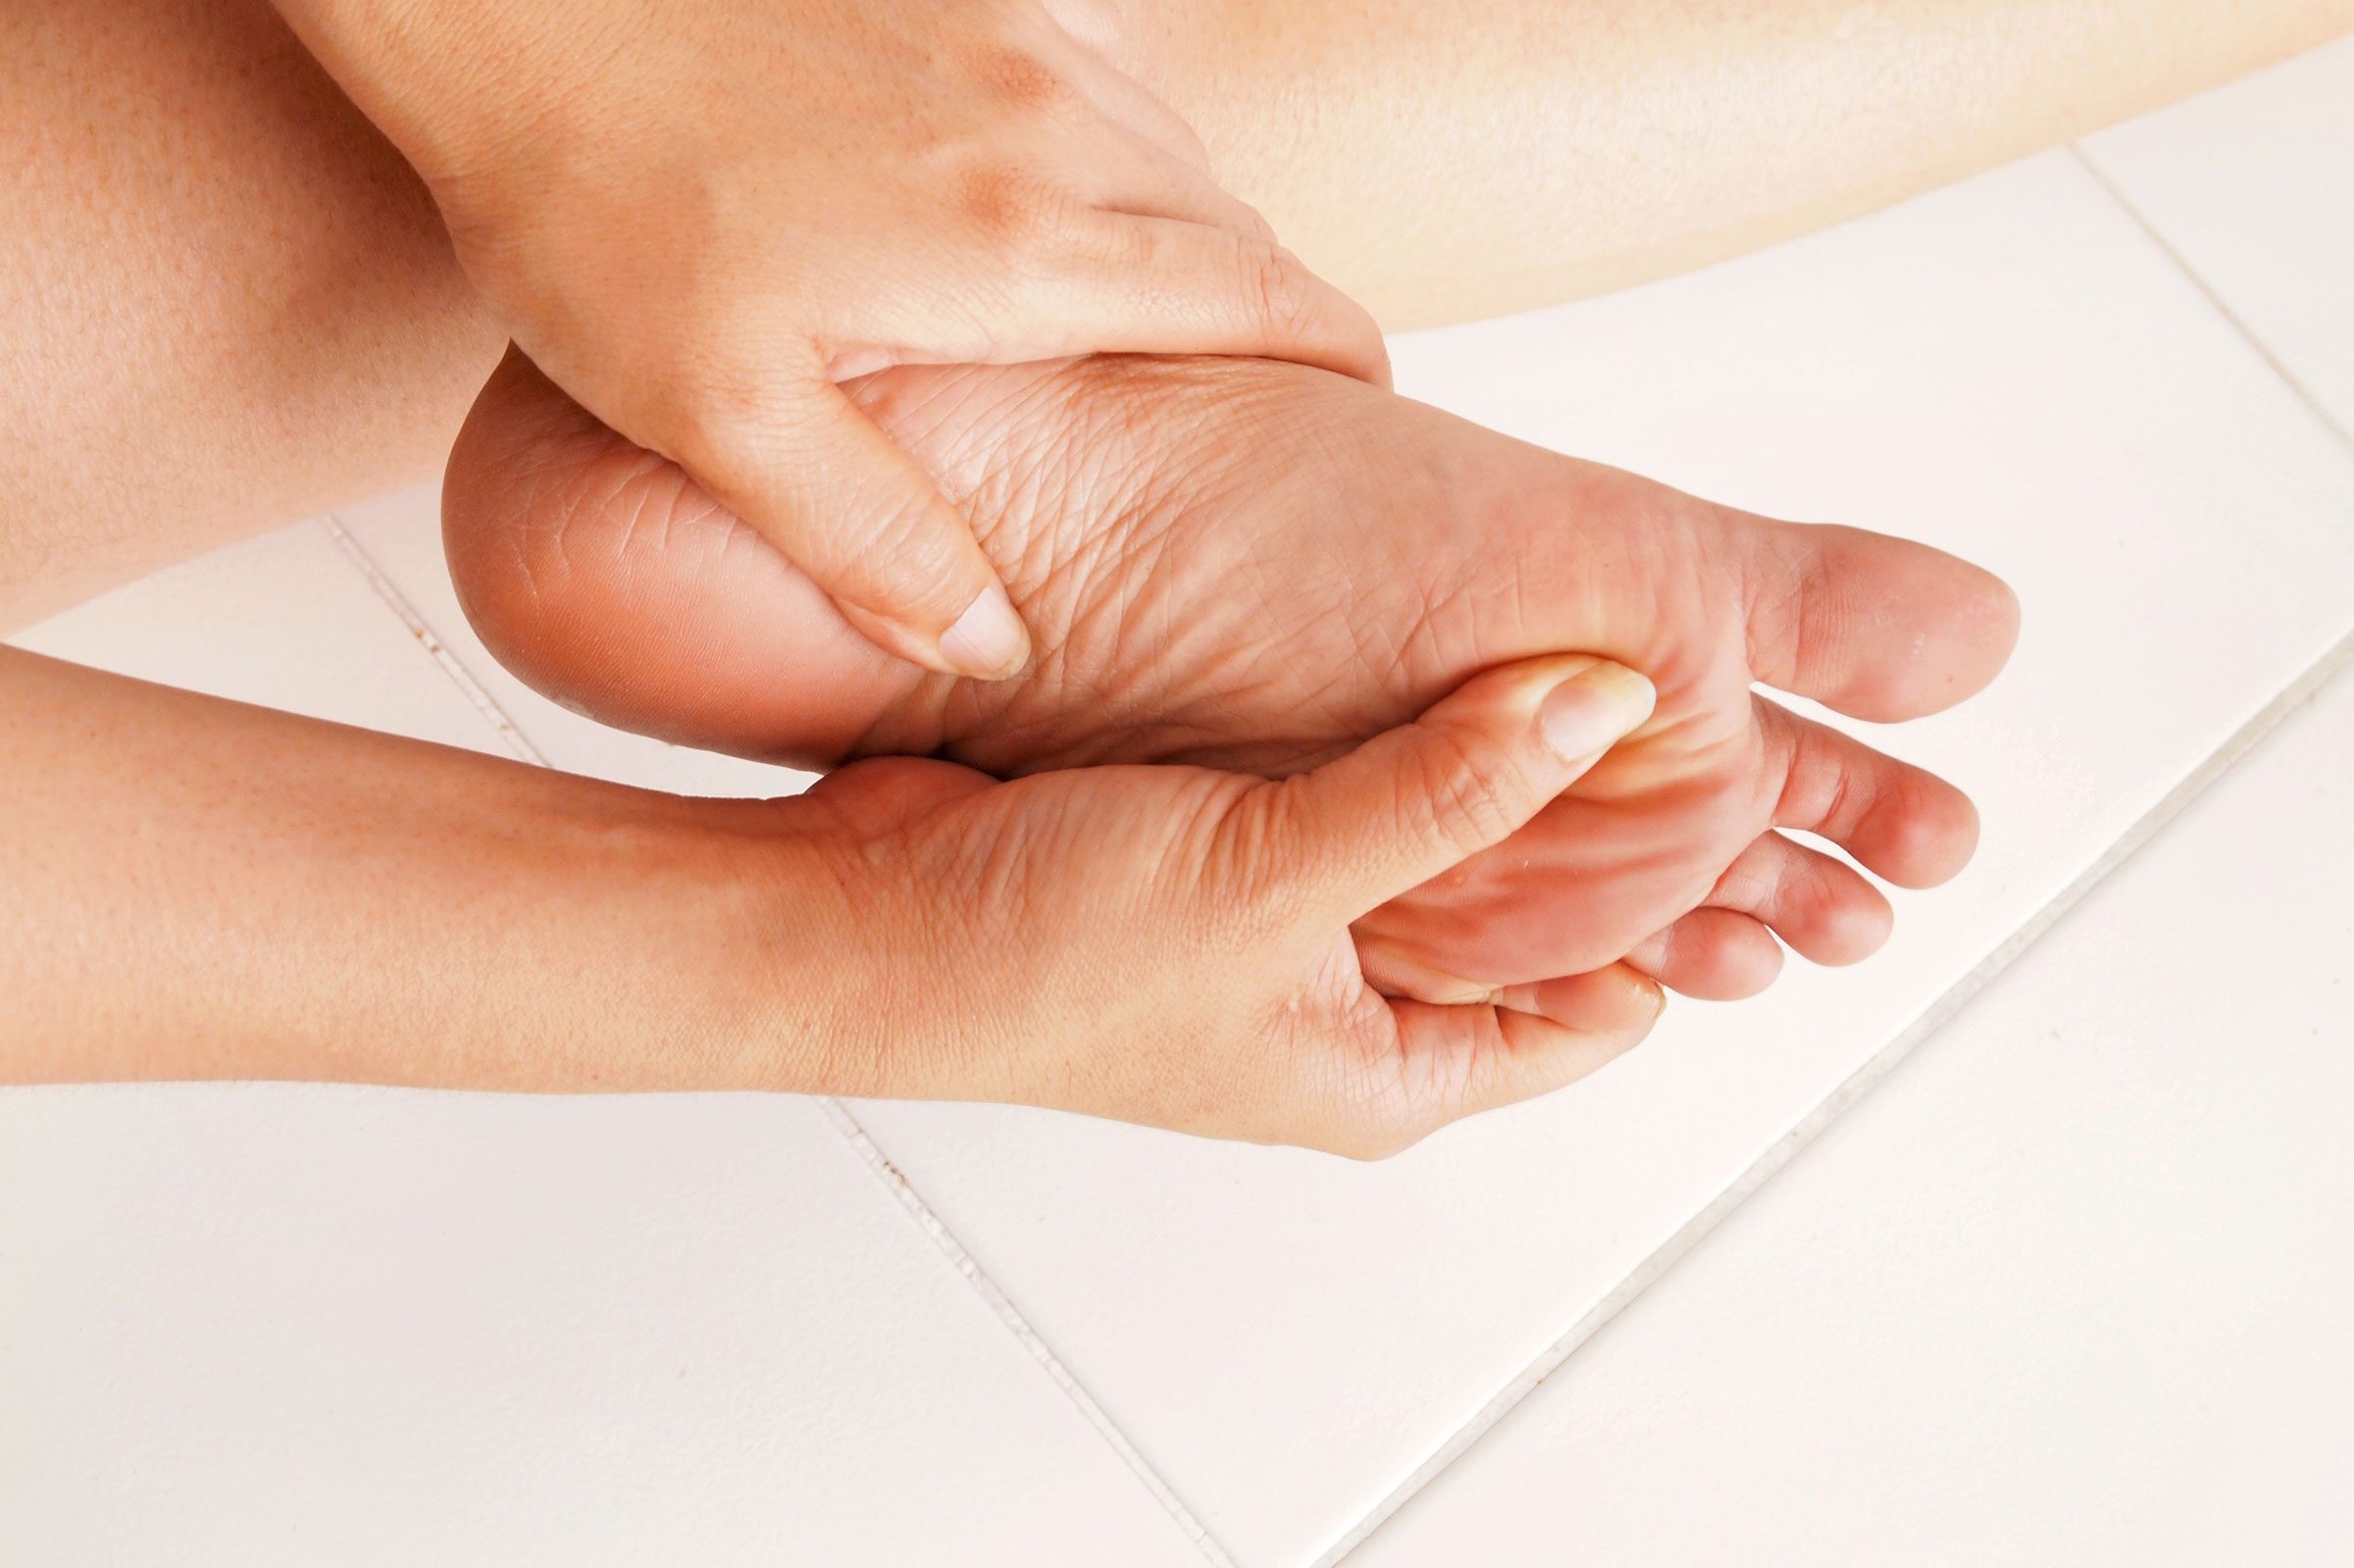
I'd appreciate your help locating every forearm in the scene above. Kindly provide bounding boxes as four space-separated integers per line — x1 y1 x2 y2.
1120 0 2354 327
0 647 853 1090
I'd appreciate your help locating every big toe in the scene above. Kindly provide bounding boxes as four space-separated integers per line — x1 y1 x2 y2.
1739 518 2021 722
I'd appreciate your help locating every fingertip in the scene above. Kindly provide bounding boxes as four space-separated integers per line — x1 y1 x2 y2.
1500 962 1666 1037
1252 239 1391 388
1537 658 1657 765
938 580 1034 681
1338 292 1394 390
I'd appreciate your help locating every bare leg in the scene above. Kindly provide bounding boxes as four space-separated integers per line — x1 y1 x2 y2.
1121 0 2354 325
4 0 2344 625
0 0 500 628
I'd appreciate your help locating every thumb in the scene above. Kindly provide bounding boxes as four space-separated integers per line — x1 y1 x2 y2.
1254 655 1656 923
671 372 1032 681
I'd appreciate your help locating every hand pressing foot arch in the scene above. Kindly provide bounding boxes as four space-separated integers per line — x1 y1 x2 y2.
785 655 1666 1155
445 348 2018 1002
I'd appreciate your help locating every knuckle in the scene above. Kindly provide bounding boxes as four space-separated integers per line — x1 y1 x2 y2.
971 45 1082 118
957 160 1065 248
858 493 966 581
1414 731 1524 853
1236 237 1315 342
1234 196 1278 246
654 381 775 485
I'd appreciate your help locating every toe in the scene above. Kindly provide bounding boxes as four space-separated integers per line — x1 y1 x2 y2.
1494 963 1667 1037
1731 514 2020 722
1625 908 1785 1000
1709 832 1894 967
1759 699 1981 888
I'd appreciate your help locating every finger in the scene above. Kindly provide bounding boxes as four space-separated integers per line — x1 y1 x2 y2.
1040 24 1214 173
799 756 998 836
1245 655 1656 924
1495 965 1668 1037
1725 514 2021 721
1357 937 1666 1034
1035 0 1128 58
1757 699 1980 887
1383 990 1658 1134
1028 6 1216 173
1623 907 1785 1000
1707 831 1893 967
1081 126 1275 242
1043 214 1392 386
661 370 1031 682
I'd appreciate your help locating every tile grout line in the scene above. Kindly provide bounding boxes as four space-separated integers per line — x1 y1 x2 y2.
816 1100 1239 1567
323 514 1239 1568
338 146 2352 1559
1324 138 2354 1565
322 518 546 767
1322 625 2354 1567
2067 143 2354 458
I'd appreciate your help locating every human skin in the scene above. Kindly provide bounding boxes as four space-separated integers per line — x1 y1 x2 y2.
0 0 2324 1085
4 0 2341 626
1 644 1669 1157
1117 0 2354 327
269 0 1389 682
446 349 2018 1003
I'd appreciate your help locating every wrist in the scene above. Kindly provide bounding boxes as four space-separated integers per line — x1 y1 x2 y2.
269 0 561 188
625 796 892 1100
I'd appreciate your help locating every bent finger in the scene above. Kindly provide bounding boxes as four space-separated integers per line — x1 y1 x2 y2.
661 371 1030 682
1383 990 1660 1138
1079 126 1276 241
1039 215 1391 386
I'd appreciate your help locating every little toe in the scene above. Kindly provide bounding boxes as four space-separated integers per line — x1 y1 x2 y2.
1624 908 1785 1000
1729 512 2020 722
1709 831 1894 967
1760 699 1980 888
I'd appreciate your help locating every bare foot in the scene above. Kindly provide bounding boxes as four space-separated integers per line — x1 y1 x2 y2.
445 349 2017 1001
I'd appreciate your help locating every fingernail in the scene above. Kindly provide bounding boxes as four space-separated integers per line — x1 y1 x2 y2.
1539 662 1656 762
938 582 1030 680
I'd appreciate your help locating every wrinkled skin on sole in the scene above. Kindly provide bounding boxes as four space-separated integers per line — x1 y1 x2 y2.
445 348 2018 1000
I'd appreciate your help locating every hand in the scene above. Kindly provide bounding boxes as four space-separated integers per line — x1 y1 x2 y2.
271 0 1388 679
2 641 1647 1156
790 656 1661 1154
447 351 2018 1007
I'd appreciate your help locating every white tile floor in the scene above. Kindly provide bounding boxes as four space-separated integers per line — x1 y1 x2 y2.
1349 597 2354 1568
5 35 2352 1568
